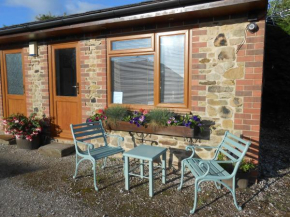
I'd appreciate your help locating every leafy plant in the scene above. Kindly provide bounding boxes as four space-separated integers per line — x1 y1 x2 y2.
35 12 67 21
147 109 174 128
129 108 148 127
3 113 42 141
239 159 256 173
104 105 129 126
268 0 290 35
180 114 203 130
87 109 107 122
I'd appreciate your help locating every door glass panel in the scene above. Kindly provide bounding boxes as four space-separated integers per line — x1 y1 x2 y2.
160 34 185 104
55 48 77 96
5 53 24 95
111 55 154 105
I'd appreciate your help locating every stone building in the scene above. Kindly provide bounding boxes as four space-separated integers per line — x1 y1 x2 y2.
0 0 267 171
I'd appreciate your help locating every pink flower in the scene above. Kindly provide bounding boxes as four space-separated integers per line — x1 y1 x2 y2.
4 130 10 135
167 120 171 124
143 110 148 115
14 119 19 123
16 134 21 139
3 120 7 125
35 128 41 132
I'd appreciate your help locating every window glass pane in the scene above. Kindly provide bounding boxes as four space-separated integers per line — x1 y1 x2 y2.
112 38 151 50
111 55 154 105
6 53 24 95
160 34 184 104
55 48 77 96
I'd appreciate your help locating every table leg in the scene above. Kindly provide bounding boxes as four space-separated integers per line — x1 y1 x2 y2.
140 159 144 179
162 152 166 184
125 156 130 191
149 160 154 197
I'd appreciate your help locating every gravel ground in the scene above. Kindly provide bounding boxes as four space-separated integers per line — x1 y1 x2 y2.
0 120 290 217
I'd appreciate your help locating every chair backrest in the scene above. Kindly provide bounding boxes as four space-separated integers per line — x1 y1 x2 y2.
214 131 251 174
70 121 108 152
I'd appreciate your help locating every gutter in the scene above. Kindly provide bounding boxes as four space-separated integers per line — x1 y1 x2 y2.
0 0 216 36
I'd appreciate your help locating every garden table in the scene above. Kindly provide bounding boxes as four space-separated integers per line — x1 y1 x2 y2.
123 144 167 197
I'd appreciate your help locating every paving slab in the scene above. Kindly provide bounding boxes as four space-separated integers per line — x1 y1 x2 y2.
0 135 16 145
38 143 75 157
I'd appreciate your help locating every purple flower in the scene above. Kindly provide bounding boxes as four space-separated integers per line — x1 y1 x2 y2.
193 116 200 122
136 123 140 127
198 123 203 127
139 115 145 122
88 119 92 122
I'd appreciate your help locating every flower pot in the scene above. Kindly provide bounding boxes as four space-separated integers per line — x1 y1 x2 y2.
222 172 250 189
107 121 199 138
16 136 40 150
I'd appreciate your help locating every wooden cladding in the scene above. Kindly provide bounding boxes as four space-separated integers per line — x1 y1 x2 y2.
107 30 190 110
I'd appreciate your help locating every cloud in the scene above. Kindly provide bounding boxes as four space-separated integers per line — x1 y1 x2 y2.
65 1 106 14
4 0 63 15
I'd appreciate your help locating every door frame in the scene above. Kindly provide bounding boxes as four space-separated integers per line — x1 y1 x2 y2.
0 48 27 118
48 41 82 139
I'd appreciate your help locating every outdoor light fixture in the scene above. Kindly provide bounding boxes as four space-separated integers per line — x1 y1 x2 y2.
247 22 259 33
29 41 38 56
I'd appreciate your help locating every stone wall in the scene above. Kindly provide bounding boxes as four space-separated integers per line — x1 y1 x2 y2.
79 38 107 122
23 45 50 117
99 18 265 167
190 19 265 163
0 14 265 167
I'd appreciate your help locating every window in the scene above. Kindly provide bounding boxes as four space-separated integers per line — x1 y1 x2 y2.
5 53 24 95
107 30 189 109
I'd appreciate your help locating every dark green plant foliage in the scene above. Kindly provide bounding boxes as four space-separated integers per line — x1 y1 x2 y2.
147 109 174 127
104 105 129 124
239 159 256 173
268 0 290 35
35 12 67 21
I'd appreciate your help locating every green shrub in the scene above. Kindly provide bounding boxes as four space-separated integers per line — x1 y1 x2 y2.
147 109 174 128
104 105 129 126
239 159 256 173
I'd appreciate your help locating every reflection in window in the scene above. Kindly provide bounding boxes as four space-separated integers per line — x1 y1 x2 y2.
111 55 154 105
112 38 151 50
55 48 77 96
160 35 184 104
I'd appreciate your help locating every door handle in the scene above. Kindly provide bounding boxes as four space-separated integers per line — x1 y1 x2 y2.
72 83 79 94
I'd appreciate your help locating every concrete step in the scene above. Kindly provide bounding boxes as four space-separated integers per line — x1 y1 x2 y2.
38 143 75 158
0 135 16 145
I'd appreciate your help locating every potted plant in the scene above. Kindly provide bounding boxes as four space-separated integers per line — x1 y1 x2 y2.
90 106 203 137
219 155 256 189
3 113 42 150
236 159 256 188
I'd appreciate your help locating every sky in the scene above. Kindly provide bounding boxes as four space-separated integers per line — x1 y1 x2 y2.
0 0 146 27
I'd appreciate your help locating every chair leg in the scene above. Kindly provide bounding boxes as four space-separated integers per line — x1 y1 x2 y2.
231 177 242 211
190 179 199 214
215 181 221 190
92 161 99 191
73 155 82 179
101 157 107 169
177 160 185 191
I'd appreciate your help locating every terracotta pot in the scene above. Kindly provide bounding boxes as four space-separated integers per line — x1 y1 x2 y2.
107 121 199 138
16 136 40 150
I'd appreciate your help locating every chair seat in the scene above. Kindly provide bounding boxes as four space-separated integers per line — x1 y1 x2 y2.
80 145 124 160
184 158 230 178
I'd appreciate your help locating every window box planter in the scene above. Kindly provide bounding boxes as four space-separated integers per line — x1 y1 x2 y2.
106 121 199 138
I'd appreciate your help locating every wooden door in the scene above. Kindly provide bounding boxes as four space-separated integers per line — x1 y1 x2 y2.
0 49 27 117
49 42 81 139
